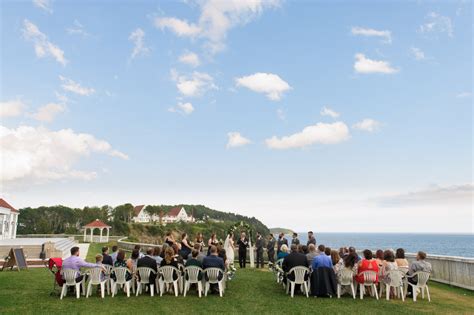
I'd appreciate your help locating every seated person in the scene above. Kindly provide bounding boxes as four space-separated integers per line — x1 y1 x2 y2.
110 245 119 264
282 244 309 283
102 246 113 266
312 244 333 269
348 247 361 262
375 249 384 270
277 244 289 260
382 250 398 284
160 247 179 280
126 249 140 270
137 247 158 283
171 243 184 265
355 249 379 284
202 245 225 287
95 254 106 281
187 243 206 263
407 251 432 295
112 250 132 281
341 252 358 275
330 250 343 274
306 244 318 265
62 246 104 282
395 248 409 268
185 249 203 281
152 247 163 266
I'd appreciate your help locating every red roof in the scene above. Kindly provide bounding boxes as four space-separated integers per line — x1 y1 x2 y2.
134 205 145 216
0 198 18 213
84 219 111 228
168 206 186 217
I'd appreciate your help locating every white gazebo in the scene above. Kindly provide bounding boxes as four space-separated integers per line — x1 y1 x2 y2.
0 198 19 240
83 219 111 243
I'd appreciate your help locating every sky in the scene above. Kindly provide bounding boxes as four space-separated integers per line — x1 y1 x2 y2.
1 0 472 233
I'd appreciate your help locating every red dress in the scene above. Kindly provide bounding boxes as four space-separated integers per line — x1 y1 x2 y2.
355 259 379 284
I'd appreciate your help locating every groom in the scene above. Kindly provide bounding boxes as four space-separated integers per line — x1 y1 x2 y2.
237 231 249 268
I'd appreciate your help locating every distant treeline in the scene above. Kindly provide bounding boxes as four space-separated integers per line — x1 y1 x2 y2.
17 204 269 237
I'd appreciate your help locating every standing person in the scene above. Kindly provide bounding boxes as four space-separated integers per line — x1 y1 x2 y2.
207 233 219 256
164 232 175 246
277 233 288 254
291 233 300 246
267 234 276 265
307 231 316 247
255 232 265 268
195 233 205 252
180 233 193 259
237 231 249 268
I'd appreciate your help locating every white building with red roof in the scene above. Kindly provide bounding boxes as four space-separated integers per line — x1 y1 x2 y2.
132 205 160 223
0 198 19 240
131 205 195 224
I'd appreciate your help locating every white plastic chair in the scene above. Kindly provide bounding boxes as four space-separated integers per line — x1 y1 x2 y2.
86 268 107 298
380 270 405 301
405 271 431 302
159 266 180 297
286 266 310 298
357 271 379 300
183 266 203 297
204 268 225 297
337 268 356 299
60 269 85 299
111 267 132 297
136 267 157 297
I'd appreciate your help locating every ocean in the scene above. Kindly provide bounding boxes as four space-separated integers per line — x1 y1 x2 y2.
276 233 474 258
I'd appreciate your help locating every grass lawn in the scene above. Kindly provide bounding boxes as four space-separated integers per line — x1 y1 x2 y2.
0 243 472 314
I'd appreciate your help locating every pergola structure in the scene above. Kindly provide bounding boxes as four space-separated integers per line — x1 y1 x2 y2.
83 219 111 243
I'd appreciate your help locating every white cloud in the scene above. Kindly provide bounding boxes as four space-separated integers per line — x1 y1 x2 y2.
353 118 381 132
410 47 425 60
0 125 128 184
419 12 453 37
168 102 195 115
179 52 200 67
171 70 217 97
235 72 291 101
265 121 350 149
155 0 280 54
55 91 69 103
59 75 95 96
320 106 340 118
227 132 251 148
22 19 67 66
354 53 398 74
33 0 52 13
129 28 150 59
66 20 89 37
0 99 26 118
276 108 285 121
456 92 471 98
351 26 391 43
31 103 65 122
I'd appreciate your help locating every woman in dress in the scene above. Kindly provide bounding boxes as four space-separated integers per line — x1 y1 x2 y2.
195 233 205 252
112 250 132 281
355 249 379 284
180 233 193 260
382 249 398 284
330 249 343 274
224 232 235 268
395 248 409 267
207 233 219 256
164 232 175 246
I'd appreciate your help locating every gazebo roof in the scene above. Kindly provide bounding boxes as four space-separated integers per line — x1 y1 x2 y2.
84 219 111 228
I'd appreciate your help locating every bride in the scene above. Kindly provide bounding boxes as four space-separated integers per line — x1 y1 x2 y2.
224 232 235 269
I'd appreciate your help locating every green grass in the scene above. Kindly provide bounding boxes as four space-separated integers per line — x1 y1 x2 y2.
0 244 473 314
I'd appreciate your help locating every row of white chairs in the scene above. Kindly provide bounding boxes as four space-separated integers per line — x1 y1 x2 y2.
60 265 226 299
272 260 431 302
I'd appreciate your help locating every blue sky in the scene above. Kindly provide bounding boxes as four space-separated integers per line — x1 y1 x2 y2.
1 0 472 233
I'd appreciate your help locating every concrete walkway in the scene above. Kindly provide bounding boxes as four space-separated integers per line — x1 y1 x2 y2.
77 243 90 260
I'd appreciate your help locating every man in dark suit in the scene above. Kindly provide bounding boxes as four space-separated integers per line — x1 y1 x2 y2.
282 244 309 283
267 234 276 264
137 248 158 284
277 233 288 254
255 232 265 268
203 245 225 293
102 246 113 266
236 232 249 268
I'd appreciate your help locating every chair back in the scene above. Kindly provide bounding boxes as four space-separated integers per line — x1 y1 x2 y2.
113 267 129 284
338 268 354 285
276 259 284 268
288 266 310 284
184 266 203 283
205 268 223 284
413 271 430 286
386 270 404 287
104 264 113 276
136 267 155 284
359 270 377 284
178 264 185 275
398 266 409 275
88 267 104 284
160 266 180 283
61 269 78 285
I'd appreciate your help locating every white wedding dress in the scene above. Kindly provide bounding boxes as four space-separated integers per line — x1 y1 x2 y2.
224 235 235 265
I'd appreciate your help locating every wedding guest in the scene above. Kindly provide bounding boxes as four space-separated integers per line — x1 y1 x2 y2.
267 234 276 264
237 232 249 268
207 233 219 256
312 245 333 269
282 244 308 283
382 249 398 284
291 233 300 246
180 233 193 259
306 244 318 265
188 243 206 263
348 247 360 262
342 252 358 274
126 249 140 270
186 249 203 268
171 243 183 264
277 233 289 254
324 247 331 256
160 247 179 281
110 245 119 264
255 232 265 268
152 247 163 265
395 248 409 267
165 232 175 246
102 246 113 266
301 245 308 255
277 244 289 260
202 246 225 293
137 248 157 284
407 251 432 295
112 250 132 281
330 250 343 274
160 243 169 259
306 231 316 247
195 233 205 252
63 247 104 282
355 249 379 284
375 249 384 269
